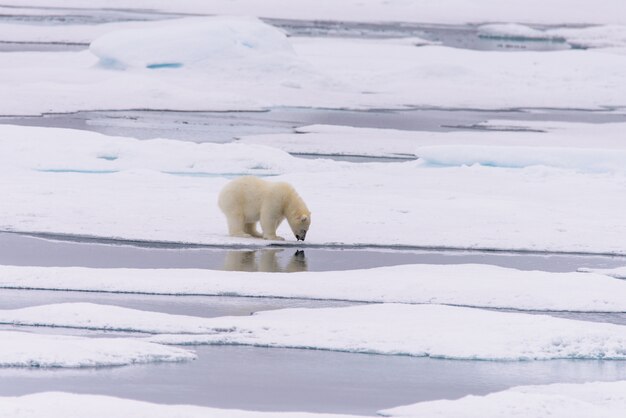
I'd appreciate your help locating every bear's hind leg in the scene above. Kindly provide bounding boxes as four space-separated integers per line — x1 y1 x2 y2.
244 222 262 238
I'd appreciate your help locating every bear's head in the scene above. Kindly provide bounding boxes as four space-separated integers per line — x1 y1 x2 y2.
288 213 311 241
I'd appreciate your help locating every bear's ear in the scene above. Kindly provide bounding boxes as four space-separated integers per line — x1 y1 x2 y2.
300 215 308 222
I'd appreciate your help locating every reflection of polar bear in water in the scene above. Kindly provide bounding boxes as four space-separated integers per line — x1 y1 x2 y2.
223 249 307 272
218 176 311 241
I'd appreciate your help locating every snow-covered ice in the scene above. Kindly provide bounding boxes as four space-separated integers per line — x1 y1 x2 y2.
3 381 626 418
0 124 313 174
0 392 362 418
240 121 626 164
547 25 626 49
416 145 626 172
380 380 626 418
3 0 626 25
1 125 626 254
2 264 626 312
1 0 626 415
3 302 626 360
147 304 626 360
478 23 565 41
0 330 195 368
2 19 626 114
89 17 305 73
579 266 626 279
0 303 219 334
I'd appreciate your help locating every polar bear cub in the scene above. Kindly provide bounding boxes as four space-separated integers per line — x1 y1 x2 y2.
218 176 311 241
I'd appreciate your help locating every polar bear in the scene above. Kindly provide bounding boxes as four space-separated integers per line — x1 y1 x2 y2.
218 176 311 241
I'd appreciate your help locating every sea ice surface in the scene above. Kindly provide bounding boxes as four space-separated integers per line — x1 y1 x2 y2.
147 303 626 360
89 16 302 72
2 264 626 312
478 23 564 41
3 302 626 360
579 266 626 279
0 330 195 368
1 125 625 254
380 380 626 418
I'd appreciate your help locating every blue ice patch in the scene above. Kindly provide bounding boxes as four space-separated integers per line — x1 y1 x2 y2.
97 155 118 161
146 63 184 69
97 58 126 70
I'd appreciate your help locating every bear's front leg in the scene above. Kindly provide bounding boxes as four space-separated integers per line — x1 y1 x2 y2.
260 211 285 241
244 222 263 238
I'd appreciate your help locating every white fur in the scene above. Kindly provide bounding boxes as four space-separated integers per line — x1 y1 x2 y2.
218 176 311 241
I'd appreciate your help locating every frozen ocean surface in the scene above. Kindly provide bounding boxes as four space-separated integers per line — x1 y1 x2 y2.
2 345 626 415
1 1 626 416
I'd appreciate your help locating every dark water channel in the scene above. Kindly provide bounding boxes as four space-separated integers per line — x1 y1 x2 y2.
2 231 625 273
268 18 576 51
1 108 624 147
1 344 625 415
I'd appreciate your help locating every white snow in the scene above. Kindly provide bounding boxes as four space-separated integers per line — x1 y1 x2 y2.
2 264 626 312
0 124 318 174
0 392 362 418
0 303 219 334
2 1 626 414
292 37 626 110
8 122 626 173
416 145 626 172
2 23 626 114
0 330 195 368
3 382 626 418
1 125 626 253
548 25 626 49
3 0 626 25
2 302 626 360
579 266 626 279
380 380 626 418
89 16 304 73
147 304 626 360
478 23 564 41
240 121 626 162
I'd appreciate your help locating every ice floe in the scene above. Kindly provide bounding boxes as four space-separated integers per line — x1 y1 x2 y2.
89 16 304 73
1 125 626 253
3 22 626 114
478 23 565 41
548 25 626 49
3 302 626 360
416 145 626 172
579 266 626 279
0 303 219 334
2 264 626 312
0 330 195 368
292 38 626 109
2 381 626 418
240 121 626 163
380 380 626 418
148 304 626 360
3 0 626 25
7 122 626 174
0 124 322 174
0 392 362 418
